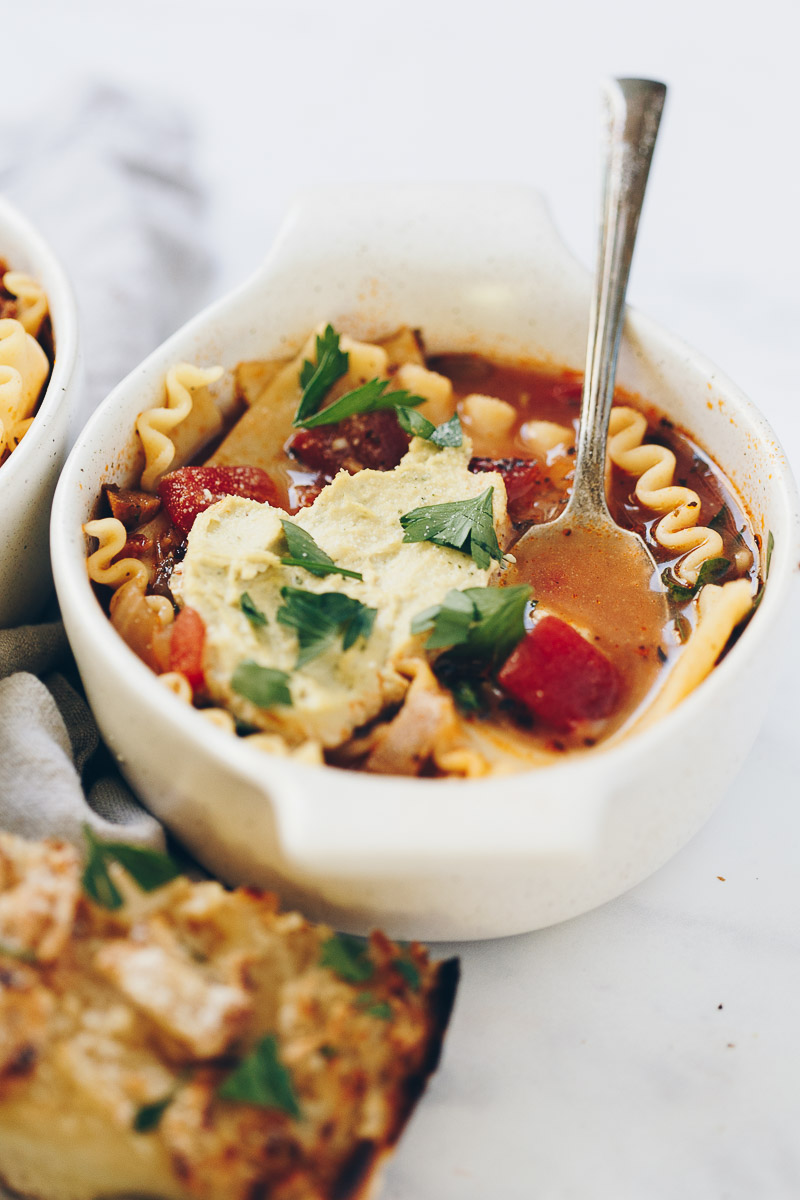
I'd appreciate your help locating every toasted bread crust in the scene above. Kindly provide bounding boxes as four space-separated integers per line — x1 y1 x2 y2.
0 833 458 1200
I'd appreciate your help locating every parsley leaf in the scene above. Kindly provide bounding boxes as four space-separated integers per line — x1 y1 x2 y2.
753 530 775 612
231 661 292 708
279 520 363 580
393 957 421 991
430 412 464 447
412 585 531 667
661 556 730 603
708 505 730 534
399 488 503 569
396 408 463 448
294 325 349 424
673 613 692 644
708 504 748 556
240 592 267 627
448 677 486 714
356 992 393 1020
217 1035 301 1118
696 556 732 588
277 588 376 667
133 1094 174 1133
412 588 475 649
0 940 37 964
82 825 180 911
296 378 425 429
319 933 374 983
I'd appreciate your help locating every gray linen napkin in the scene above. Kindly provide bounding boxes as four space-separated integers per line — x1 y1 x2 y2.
0 623 163 846
0 83 215 846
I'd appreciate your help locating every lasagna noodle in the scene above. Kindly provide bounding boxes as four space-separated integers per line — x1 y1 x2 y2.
84 517 149 591
608 406 724 584
0 317 48 457
639 578 753 728
3 272 48 338
85 518 174 673
159 671 324 764
136 363 223 492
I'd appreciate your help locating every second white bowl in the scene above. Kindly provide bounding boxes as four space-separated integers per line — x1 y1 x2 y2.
0 196 79 628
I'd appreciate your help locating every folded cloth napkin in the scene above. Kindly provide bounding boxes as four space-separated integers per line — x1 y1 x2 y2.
0 83 215 847
0 623 163 846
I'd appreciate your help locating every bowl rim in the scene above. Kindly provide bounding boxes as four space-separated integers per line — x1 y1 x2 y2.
51 183 800 810
0 193 79 485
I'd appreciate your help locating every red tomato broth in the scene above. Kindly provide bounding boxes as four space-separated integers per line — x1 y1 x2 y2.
90 342 758 771
427 354 758 755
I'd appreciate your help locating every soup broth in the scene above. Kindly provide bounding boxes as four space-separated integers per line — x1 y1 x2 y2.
85 327 759 777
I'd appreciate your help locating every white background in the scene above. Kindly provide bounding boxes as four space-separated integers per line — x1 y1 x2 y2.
7 2 800 1197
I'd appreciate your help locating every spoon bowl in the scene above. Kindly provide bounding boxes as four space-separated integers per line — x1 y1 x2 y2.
505 78 669 727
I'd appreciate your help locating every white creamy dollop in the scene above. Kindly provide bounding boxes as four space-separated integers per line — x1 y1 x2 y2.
174 437 508 747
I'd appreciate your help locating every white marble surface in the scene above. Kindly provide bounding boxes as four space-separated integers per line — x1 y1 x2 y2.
7 1 800 1196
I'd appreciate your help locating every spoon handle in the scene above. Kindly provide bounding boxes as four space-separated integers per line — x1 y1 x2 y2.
569 77 667 521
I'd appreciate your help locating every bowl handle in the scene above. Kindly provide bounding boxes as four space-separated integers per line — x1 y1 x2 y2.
265 764 610 874
253 181 589 301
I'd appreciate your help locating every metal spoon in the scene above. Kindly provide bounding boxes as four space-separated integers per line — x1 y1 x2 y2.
505 78 669 718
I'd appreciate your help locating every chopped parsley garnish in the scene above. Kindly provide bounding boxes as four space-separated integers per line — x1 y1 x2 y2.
753 530 775 611
412 585 532 668
0 940 37 964
448 677 486 714
240 592 268 627
133 1094 175 1133
709 503 748 555
393 956 421 991
399 487 503 569
319 933 374 983
661 556 730 603
231 661 293 708
279 520 363 580
673 613 692 644
81 825 180 911
695 555 732 590
294 324 349 425
708 504 729 534
277 587 376 667
356 992 392 1020
296 377 426 430
217 1034 301 1118
319 1044 338 1060
395 407 463 448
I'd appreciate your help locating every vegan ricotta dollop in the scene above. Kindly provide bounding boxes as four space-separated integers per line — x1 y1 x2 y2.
174 436 509 747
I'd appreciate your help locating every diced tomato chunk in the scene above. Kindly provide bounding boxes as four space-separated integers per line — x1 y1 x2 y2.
497 615 621 730
169 606 206 692
121 533 150 558
158 465 282 532
289 410 409 475
292 474 330 509
469 456 550 522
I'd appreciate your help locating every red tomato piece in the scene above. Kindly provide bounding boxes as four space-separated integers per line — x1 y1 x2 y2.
169 606 206 692
289 410 409 475
497 615 621 730
292 474 330 509
158 465 282 533
469 456 548 521
120 533 150 558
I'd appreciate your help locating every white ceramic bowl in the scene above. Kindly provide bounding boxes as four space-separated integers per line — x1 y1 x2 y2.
0 196 79 628
51 185 798 940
